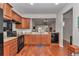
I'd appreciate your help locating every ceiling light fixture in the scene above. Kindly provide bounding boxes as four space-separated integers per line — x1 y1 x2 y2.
30 3 34 5
55 3 59 5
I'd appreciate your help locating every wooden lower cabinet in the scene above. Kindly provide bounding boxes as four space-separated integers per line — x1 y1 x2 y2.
24 33 51 45
4 44 10 56
4 38 17 56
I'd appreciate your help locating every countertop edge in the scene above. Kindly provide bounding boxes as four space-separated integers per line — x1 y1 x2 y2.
4 37 17 42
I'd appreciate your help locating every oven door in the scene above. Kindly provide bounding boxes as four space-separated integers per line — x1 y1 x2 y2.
17 35 24 53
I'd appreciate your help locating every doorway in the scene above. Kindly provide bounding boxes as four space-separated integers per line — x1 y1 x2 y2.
63 9 73 47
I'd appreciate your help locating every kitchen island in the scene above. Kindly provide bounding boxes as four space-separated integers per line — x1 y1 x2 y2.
24 32 51 45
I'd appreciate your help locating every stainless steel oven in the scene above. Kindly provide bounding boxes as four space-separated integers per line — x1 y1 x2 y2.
17 35 24 53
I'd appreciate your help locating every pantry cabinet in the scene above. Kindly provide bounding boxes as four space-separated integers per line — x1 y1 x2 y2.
4 38 17 56
3 3 12 20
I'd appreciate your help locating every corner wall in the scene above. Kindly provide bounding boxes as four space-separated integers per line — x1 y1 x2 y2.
56 4 73 47
73 4 79 46
56 3 79 47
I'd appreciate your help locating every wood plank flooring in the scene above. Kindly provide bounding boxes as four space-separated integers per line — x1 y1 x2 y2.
16 44 69 56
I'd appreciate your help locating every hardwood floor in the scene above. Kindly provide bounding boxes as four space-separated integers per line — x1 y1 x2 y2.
16 44 69 56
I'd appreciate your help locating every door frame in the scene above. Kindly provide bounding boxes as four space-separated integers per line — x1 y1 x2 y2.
62 8 73 47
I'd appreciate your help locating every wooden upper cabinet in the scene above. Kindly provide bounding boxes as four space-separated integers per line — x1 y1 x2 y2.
21 18 30 29
12 10 21 22
12 10 22 29
3 3 13 20
0 3 3 9
16 17 30 29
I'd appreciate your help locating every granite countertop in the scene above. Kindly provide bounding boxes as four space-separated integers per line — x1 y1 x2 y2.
4 33 25 42
4 37 17 42
3 32 49 42
25 32 49 35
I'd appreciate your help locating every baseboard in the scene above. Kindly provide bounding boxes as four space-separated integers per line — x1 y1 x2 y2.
63 39 70 44
59 44 63 47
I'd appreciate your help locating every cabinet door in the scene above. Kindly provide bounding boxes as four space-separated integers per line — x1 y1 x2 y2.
0 3 3 9
35 35 38 44
4 44 9 56
4 41 10 56
22 18 27 29
12 10 15 20
9 39 17 56
12 10 22 28
15 13 21 22
22 18 30 29
32 35 36 44
12 10 21 22
4 39 17 56
24 35 27 45
3 3 12 20
41 35 44 44
16 17 22 29
26 18 30 29
25 35 30 44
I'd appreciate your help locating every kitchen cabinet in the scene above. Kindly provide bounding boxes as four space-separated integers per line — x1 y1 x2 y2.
0 3 3 9
9 39 17 56
21 18 30 29
3 3 12 20
15 17 30 29
24 33 51 45
12 10 21 23
12 10 22 28
4 38 17 56
24 35 31 45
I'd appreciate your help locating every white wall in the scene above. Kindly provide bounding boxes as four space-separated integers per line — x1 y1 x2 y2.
73 4 79 46
63 18 72 42
12 22 16 31
56 3 79 47
22 14 56 18
56 12 63 47
63 10 73 42
56 4 73 47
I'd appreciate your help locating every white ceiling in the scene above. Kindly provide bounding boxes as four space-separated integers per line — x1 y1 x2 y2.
11 3 67 15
